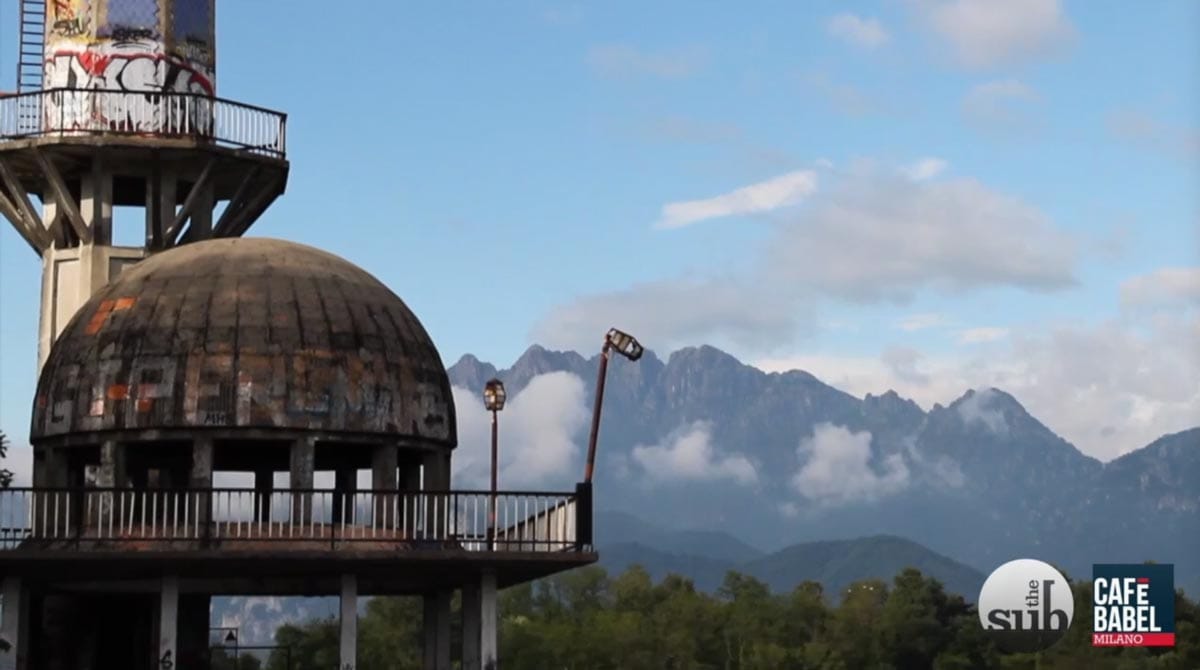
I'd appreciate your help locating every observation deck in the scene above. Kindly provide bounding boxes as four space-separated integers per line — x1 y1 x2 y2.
0 484 596 594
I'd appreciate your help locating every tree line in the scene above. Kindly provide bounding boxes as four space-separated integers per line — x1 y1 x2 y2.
205 564 1200 670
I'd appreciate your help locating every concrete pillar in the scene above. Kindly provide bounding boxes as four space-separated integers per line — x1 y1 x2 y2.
178 594 211 670
372 445 398 529
332 467 356 524
481 572 498 669
81 155 113 245
422 591 451 670
340 574 357 670
186 184 215 241
399 456 422 537
254 466 273 523
462 581 481 670
190 437 213 530
95 440 125 529
289 437 315 525
159 576 179 670
421 451 450 539
0 577 29 670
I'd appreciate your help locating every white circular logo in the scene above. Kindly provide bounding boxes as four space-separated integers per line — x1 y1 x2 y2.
978 558 1074 653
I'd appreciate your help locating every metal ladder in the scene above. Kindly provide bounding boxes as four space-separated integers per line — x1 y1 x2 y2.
17 0 46 93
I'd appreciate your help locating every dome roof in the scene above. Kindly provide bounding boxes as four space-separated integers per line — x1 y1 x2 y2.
31 238 456 445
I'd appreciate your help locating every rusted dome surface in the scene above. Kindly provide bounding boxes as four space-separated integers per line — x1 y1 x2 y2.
31 238 456 444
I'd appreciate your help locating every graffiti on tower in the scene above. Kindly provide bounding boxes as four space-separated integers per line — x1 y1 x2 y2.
43 0 216 134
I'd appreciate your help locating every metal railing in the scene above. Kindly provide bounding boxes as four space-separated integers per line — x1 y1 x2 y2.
0 485 592 553
0 88 287 157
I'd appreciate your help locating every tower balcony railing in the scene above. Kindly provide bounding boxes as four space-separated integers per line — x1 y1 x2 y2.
0 485 593 554
0 88 287 158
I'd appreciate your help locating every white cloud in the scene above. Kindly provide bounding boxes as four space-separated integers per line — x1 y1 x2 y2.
530 276 808 355
631 422 758 485
955 387 1009 433
535 158 1076 354
901 157 948 181
896 312 949 331
956 327 1010 343
656 170 818 229
1120 267 1200 309
792 423 909 505
764 168 1076 301
882 346 932 385
962 79 1042 134
827 13 890 49
451 372 590 489
1108 110 1200 161
587 44 706 79
914 0 1075 69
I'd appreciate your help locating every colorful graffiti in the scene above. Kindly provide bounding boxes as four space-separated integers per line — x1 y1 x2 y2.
42 0 217 134
45 44 213 95
50 0 93 40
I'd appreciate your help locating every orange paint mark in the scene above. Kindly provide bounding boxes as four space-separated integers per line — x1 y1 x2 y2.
83 297 136 335
85 300 115 335
106 384 129 400
136 398 154 413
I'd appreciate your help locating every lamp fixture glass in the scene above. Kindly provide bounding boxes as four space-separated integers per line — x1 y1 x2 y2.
483 378 506 411
606 328 644 361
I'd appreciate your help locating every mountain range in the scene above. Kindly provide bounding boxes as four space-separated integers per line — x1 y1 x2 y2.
449 343 1200 597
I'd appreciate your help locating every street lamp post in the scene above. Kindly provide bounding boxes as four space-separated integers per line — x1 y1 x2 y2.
483 378 506 550
584 328 644 484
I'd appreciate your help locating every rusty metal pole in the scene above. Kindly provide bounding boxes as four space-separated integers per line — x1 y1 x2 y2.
488 408 498 550
583 339 612 484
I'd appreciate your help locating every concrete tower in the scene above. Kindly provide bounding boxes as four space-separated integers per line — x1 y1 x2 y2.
1 0 289 369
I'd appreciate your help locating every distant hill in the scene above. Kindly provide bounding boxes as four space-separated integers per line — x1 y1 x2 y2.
596 509 764 563
598 533 985 601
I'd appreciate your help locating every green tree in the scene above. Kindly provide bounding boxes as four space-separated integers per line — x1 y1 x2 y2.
0 431 14 489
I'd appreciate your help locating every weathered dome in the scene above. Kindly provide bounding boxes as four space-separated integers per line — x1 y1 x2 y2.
31 238 456 445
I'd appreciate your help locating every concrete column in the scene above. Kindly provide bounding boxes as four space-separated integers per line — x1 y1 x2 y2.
399 456 422 537
422 591 451 670
254 466 273 523
340 574 357 670
421 451 450 539
178 594 211 670
0 577 29 670
462 581 481 670
81 155 113 245
289 438 315 525
332 467 356 524
95 440 125 528
159 576 180 670
187 184 215 241
190 437 213 530
481 572 498 669
372 445 398 529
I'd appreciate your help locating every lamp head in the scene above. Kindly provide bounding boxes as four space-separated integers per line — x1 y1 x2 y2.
483 378 507 411
606 328 644 361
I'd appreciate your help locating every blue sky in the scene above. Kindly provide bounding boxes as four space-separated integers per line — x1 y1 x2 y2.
0 0 1197 463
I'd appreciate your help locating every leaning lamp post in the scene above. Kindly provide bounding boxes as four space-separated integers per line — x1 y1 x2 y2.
483 378 506 549
583 328 644 484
